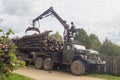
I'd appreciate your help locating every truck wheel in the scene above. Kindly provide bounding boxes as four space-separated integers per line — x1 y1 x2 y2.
35 57 43 69
43 58 53 70
71 60 85 76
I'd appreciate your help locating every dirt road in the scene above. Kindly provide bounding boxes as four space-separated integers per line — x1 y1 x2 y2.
14 67 105 80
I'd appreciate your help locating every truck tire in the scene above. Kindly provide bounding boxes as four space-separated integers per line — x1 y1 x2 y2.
71 60 85 76
35 57 43 69
43 58 53 70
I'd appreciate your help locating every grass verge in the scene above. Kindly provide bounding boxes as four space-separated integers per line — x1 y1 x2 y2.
7 74 33 80
87 74 120 80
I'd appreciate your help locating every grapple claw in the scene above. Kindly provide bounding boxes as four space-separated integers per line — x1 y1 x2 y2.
25 27 40 34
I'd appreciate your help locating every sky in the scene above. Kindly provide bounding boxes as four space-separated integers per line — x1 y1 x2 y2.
0 0 120 45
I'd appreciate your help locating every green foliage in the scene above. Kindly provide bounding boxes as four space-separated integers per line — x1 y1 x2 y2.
87 74 120 80
74 28 101 50
99 39 120 56
74 28 90 48
89 34 101 51
0 29 3 32
0 28 25 80
7 74 32 80
51 31 63 41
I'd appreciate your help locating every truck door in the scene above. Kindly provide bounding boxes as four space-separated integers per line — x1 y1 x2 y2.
63 44 74 65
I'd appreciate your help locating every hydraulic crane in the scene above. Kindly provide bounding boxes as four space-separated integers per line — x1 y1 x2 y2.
25 7 76 41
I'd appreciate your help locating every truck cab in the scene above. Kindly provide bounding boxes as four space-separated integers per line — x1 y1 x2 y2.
63 42 85 65
62 42 106 75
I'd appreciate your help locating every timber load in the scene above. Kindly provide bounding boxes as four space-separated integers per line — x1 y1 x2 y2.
14 31 64 53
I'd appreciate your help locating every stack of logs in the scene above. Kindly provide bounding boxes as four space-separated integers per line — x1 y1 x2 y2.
14 31 64 53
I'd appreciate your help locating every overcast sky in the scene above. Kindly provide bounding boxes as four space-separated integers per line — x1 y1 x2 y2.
0 0 120 45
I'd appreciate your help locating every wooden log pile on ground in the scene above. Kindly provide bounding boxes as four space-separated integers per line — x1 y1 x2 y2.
14 31 64 53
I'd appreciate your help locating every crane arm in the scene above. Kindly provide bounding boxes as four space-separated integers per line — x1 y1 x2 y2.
32 7 69 30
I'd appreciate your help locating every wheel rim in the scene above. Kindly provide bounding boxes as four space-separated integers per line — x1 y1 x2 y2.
35 57 43 69
44 61 50 69
44 58 52 70
71 61 85 75
72 63 81 74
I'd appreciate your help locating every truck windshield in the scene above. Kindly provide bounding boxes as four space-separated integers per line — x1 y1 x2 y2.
73 44 86 50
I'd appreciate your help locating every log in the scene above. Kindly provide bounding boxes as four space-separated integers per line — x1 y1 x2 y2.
14 31 63 53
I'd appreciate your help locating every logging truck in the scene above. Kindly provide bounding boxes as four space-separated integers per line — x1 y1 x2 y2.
14 7 106 75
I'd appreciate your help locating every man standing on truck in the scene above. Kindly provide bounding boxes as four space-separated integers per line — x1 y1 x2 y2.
65 22 76 42
69 22 76 37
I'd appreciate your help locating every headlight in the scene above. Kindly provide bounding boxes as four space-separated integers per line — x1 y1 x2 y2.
102 61 106 64
80 55 87 59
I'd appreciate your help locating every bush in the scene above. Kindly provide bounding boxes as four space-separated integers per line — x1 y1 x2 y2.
0 29 25 80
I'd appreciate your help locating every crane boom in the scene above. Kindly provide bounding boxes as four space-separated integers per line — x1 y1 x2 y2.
26 7 77 42
33 7 69 30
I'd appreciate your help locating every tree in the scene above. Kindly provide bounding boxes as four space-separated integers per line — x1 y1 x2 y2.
89 34 101 51
74 28 102 50
51 31 63 41
0 29 25 80
74 28 90 48
99 39 120 56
